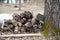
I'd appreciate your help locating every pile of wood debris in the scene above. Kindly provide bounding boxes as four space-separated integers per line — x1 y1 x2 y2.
0 11 44 34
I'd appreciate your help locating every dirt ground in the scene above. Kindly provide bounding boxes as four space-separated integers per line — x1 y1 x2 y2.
0 36 46 40
0 3 44 16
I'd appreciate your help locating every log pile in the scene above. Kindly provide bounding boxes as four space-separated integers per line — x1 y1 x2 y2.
0 11 44 34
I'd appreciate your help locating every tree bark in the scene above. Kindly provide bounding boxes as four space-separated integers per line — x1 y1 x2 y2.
19 0 21 10
7 0 9 4
1 0 2 3
44 0 59 26
15 0 17 4
11 0 12 4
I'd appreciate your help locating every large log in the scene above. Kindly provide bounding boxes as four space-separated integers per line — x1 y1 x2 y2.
0 34 42 37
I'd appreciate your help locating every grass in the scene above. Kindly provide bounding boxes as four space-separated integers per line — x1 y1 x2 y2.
41 20 59 37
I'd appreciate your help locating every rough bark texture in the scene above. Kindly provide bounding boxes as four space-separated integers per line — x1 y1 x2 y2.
44 0 60 31
7 0 9 4
11 0 13 4
19 0 21 10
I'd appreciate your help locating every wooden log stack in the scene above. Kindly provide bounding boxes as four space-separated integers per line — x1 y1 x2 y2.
0 11 44 34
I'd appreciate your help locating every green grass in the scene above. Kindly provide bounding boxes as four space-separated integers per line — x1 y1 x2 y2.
41 20 59 37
